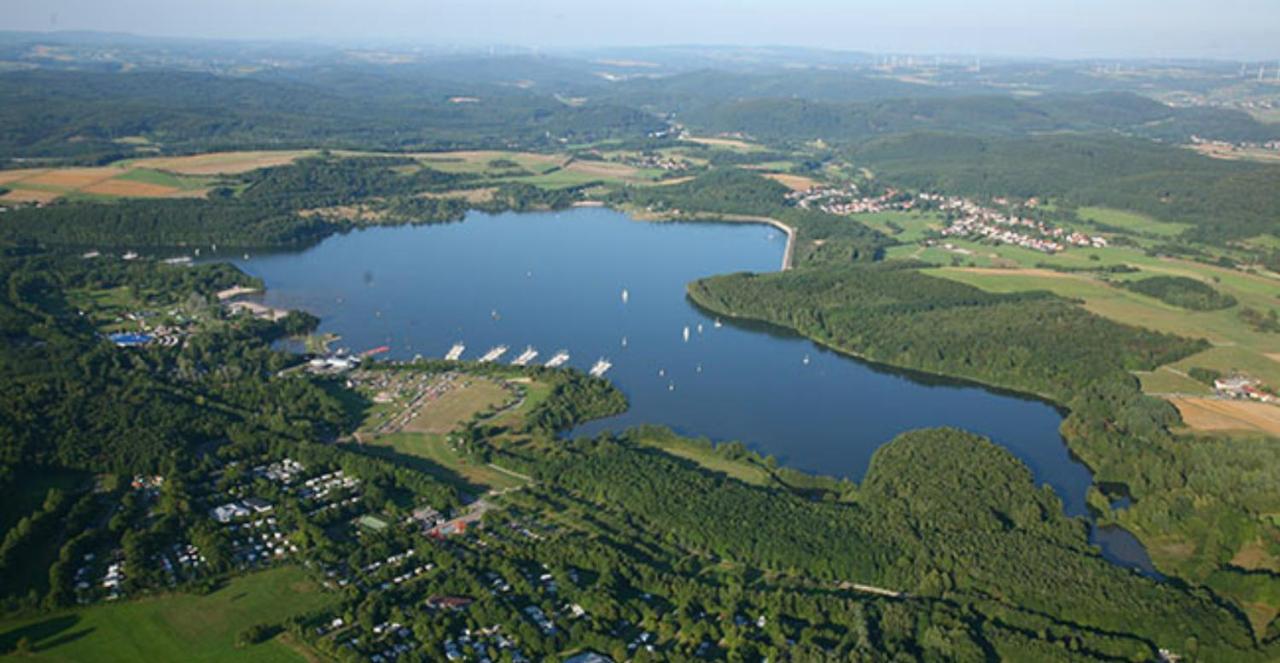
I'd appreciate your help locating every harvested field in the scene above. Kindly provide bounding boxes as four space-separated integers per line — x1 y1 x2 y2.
763 173 819 191
1168 397 1280 437
420 187 496 203
0 188 61 204
0 169 45 185
21 167 118 188
80 179 186 198
683 135 760 151
564 160 642 178
130 150 316 175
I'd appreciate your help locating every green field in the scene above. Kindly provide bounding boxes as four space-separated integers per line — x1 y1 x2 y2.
635 435 773 487
852 210 942 242
1134 367 1214 395
358 432 527 494
1078 206 1193 237
115 168 214 191
404 378 513 435
0 566 333 662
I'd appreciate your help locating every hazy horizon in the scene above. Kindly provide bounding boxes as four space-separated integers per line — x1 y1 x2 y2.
3 0 1279 61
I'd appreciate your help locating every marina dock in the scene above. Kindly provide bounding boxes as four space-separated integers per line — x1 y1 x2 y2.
544 350 570 368
478 345 509 363
510 346 538 366
589 358 612 378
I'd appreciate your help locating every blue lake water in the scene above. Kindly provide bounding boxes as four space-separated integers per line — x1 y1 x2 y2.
223 207 1157 574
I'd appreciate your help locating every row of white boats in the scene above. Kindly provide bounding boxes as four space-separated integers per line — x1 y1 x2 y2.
444 342 611 377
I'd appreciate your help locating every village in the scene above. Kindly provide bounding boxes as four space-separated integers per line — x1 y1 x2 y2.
787 184 1109 253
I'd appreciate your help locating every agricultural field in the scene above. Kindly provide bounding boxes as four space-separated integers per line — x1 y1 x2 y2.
408 150 564 176
1078 206 1194 237
0 566 333 662
680 135 765 152
127 151 317 175
1168 397 1280 437
0 164 215 203
761 172 819 191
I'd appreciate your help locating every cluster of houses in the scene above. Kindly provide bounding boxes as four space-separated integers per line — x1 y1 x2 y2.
1190 134 1280 153
786 184 917 215
615 151 688 171
253 458 306 483
227 515 298 566
523 605 557 635
444 626 530 662
210 497 274 524
99 559 126 600
1214 375 1277 403
297 469 359 501
158 542 205 582
929 193 1107 253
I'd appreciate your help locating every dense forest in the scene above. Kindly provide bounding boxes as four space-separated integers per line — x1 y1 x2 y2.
690 260 1280 638
0 156 589 249
678 91 1280 146
535 428 1265 660
0 68 664 161
0 253 347 471
1118 275 1239 311
688 262 1203 400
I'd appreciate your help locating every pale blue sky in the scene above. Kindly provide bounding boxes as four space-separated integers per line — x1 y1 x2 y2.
4 0 1278 59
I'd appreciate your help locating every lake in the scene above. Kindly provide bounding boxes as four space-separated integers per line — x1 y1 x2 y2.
225 207 1157 574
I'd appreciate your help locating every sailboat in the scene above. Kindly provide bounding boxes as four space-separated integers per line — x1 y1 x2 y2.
714 318 723 328
621 288 629 304
682 326 690 343
802 354 811 365
621 336 628 348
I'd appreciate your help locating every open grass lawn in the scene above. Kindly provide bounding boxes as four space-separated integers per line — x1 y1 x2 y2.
635 435 773 487
404 378 513 435
681 135 765 152
115 168 214 191
930 259 1279 347
853 210 942 243
930 260 1280 408
361 432 527 494
1134 367 1213 395
0 566 334 662
1078 206 1193 237
1166 346 1280 396
489 379 551 432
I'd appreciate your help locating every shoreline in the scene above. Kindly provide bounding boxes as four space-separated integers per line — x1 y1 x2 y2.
616 206 796 271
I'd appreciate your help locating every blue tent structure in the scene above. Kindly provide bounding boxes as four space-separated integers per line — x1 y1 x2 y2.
108 332 153 347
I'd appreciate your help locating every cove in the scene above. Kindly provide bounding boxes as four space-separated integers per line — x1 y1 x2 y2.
222 207 1157 575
